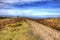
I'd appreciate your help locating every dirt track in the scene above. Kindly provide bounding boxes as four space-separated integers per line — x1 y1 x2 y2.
28 20 60 40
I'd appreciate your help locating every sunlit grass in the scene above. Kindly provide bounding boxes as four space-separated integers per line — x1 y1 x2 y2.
37 18 60 31
0 20 39 40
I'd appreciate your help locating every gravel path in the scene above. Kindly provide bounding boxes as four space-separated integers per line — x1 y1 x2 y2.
28 20 60 40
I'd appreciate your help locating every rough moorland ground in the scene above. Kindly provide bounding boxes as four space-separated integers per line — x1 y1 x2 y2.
0 18 60 40
0 18 39 40
35 18 60 31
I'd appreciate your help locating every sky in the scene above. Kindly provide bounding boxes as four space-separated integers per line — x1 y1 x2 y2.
0 0 60 18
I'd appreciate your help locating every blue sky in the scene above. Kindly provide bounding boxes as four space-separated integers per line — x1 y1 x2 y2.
0 0 60 18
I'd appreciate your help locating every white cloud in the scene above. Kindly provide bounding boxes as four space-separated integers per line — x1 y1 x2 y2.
0 8 60 18
0 0 52 3
0 8 60 16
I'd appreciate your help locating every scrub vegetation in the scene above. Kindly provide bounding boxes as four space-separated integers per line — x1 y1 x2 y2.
0 17 39 40
35 18 60 31
0 17 60 40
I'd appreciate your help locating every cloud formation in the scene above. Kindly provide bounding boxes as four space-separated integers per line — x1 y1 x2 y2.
0 8 60 18
0 0 60 18
0 0 52 3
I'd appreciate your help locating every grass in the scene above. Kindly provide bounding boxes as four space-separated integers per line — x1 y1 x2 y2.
36 18 60 31
0 19 39 40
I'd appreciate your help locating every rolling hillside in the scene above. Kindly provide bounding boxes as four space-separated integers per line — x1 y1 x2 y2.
35 18 60 31
0 18 39 40
0 17 60 40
